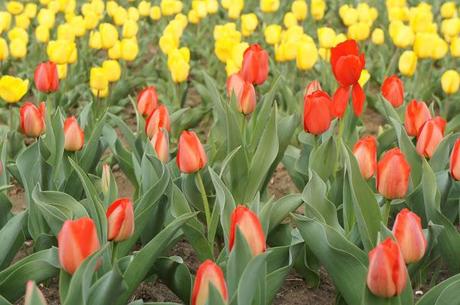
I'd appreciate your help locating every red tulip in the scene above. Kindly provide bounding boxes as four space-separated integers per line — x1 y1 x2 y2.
57 217 100 274
367 238 407 298
137 86 159 117
377 148 411 199
450 139 460 180
226 73 256 115
240 44 269 85
381 75 404 108
19 102 46 137
150 129 169 163
106 198 135 242
392 209 427 264
229 205 266 256
404 100 431 137
145 104 171 138
352 135 377 180
416 117 446 158
34 61 59 93
191 260 228 305
303 90 333 135
63 116 85 151
305 80 322 96
176 130 207 174
330 40 366 117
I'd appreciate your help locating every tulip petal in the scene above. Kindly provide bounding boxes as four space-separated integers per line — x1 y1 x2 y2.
352 83 365 116
332 86 350 117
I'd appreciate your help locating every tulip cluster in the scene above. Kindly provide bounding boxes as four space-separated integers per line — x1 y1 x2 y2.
339 3 378 41
214 23 248 76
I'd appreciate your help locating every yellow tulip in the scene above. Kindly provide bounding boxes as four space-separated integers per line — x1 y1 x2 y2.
296 42 318 70
410 8 434 33
229 42 248 68
150 6 162 20
398 50 417 76
192 1 207 18
159 34 179 55
311 0 326 20
317 27 335 48
106 1 118 17
318 47 330 61
113 7 128 26
84 11 99 30
108 40 121 59
167 48 190 83
260 0 280 13
0 38 8 60
451 37 460 57
161 0 180 16
241 13 258 36
0 12 12 33
90 67 109 91
441 70 460 94
15 14 30 29
413 33 436 58
37 8 55 29
57 64 67 79
283 12 298 28
392 24 414 48
228 4 242 19
0 76 28 103
47 40 76 64
264 24 282 45
121 38 139 61
138 1 151 17
358 69 370 87
8 27 28 44
371 28 384 45
441 18 460 39
174 14 188 29
6 1 24 15
57 23 75 41
123 20 138 38
432 37 448 60
347 22 370 41
24 3 37 18
99 23 118 49
102 60 121 82
333 33 347 46
291 0 307 21
92 86 109 98
206 0 219 14
70 16 86 37
128 7 140 21
188 9 200 24
441 2 456 19
89 31 102 49
35 25 49 43
339 5 358 26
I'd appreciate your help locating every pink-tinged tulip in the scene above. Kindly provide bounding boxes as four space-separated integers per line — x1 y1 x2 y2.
63 116 85 151
416 117 446 158
377 148 411 199
404 100 431 137
57 217 100 274
150 129 169 163
352 135 377 180
226 73 244 97
24 281 48 305
34 61 59 93
106 198 135 242
303 90 333 135
450 139 460 180
145 104 170 138
176 130 207 174
226 73 256 115
137 86 158 117
19 102 46 137
381 75 404 108
229 205 266 256
392 209 427 264
240 44 269 85
191 260 228 305
305 80 322 96
367 238 407 298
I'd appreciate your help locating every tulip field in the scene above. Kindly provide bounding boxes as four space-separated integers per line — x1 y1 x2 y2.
2 0 460 304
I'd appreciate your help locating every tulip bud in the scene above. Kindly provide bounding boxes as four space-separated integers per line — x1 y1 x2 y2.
392 209 427 264
24 281 48 305
367 238 407 298
102 60 121 83
176 130 207 174
441 70 460 95
226 73 256 115
106 198 135 242
58 217 100 274
191 260 228 305
145 105 171 138
229 205 266 256
137 86 158 117
0 75 29 103
303 90 333 135
240 44 269 85
63 116 85 151
101 164 111 194
352 136 377 180
19 102 46 138
451 139 460 180
416 117 446 158
377 148 411 199
90 67 108 91
404 100 431 137
381 75 404 108
34 61 59 93
371 28 384 45
305 80 322 96
150 129 169 163
398 50 417 77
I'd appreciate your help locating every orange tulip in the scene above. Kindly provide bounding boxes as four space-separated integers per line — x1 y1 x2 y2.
137 86 158 117
226 73 256 115
34 61 59 93
303 90 334 135
377 148 411 199
240 44 269 85
63 116 85 151
176 130 207 174
352 135 377 180
145 104 170 138
106 198 135 242
150 129 169 163
19 102 46 137
381 75 404 108
416 117 446 158
191 260 228 305
450 139 460 180
229 205 266 256
404 99 431 137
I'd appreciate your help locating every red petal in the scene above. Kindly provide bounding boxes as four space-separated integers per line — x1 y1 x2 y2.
352 84 365 116
332 86 350 118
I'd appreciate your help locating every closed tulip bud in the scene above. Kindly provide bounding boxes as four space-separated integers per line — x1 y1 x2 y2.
311 0 326 20
371 28 384 45
121 38 139 61
241 13 258 37
176 130 207 174
260 0 280 13
441 70 460 95
0 75 28 103
24 281 48 305
381 75 404 108
347 22 371 41
392 209 427 263
398 50 417 77
58 217 100 274
15 14 30 29
296 42 318 70
291 0 307 21
35 25 49 43
416 117 446 158
283 12 298 28
377 148 411 199
90 67 108 91
367 238 407 298
404 99 431 137
137 86 159 117
63 116 84 152
317 27 336 48
226 73 256 115
106 198 135 242
353 136 377 180
122 20 138 38
191 260 228 305
47 40 76 65
9 38 26 58
138 1 151 16
20 102 46 138
99 23 118 49
450 139 460 180
240 44 269 85
229 205 266 256
108 40 121 59
150 6 162 20
264 24 281 45
145 105 171 138
34 61 59 93
102 60 121 83
0 38 8 61
150 129 169 163
7 1 24 15
303 90 333 135
57 64 67 80
101 164 111 194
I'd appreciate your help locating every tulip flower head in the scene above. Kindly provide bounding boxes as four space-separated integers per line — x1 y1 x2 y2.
404 100 431 137
240 44 269 85
392 209 427 264
145 104 171 138
150 129 169 163
377 148 411 199
381 75 404 108
19 102 46 138
416 117 446 158
303 90 334 135
34 61 59 93
107 198 135 242
0 75 28 103
352 135 377 180
330 39 366 117
191 260 228 305
450 139 460 181
305 80 322 96
57 217 100 274
63 116 85 152
137 86 159 117
229 205 266 256
226 73 256 115
176 130 207 174
367 238 407 298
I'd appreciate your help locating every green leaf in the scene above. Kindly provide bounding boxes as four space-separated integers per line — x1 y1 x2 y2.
236 254 267 305
416 274 460 305
87 260 128 305
309 136 336 181
0 211 26 269
23 281 48 305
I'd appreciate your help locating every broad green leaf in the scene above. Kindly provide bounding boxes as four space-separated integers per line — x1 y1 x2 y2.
0 211 26 270
416 274 460 305
23 281 48 305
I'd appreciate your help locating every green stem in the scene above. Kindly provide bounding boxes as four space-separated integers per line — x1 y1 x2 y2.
111 242 118 265
8 104 13 129
383 199 392 226
196 171 211 239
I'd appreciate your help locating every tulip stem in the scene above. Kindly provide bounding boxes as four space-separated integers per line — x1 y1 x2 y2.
383 199 392 226
196 171 211 239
